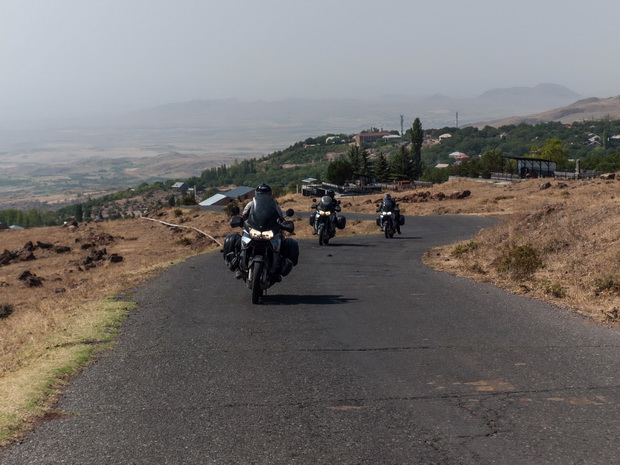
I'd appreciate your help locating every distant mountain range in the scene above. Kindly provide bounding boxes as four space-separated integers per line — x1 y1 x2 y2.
123 83 584 133
470 95 620 128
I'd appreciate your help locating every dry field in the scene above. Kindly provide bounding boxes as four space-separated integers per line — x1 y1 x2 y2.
1 177 620 445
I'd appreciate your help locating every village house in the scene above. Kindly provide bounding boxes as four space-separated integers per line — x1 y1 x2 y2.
172 182 188 197
355 132 391 146
199 186 255 207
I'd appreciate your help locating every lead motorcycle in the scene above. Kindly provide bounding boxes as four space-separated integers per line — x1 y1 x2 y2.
224 204 298 304
376 205 404 239
309 195 346 246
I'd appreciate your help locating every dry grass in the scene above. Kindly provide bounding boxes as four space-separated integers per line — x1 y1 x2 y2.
423 178 620 324
2 177 620 444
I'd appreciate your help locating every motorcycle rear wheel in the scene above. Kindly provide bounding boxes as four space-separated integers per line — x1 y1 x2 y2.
251 261 264 304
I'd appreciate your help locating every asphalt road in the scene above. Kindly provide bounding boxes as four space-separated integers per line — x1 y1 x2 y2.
2 215 620 464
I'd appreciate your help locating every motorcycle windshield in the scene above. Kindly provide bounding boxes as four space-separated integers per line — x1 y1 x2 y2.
247 196 281 232
381 200 394 212
319 196 333 211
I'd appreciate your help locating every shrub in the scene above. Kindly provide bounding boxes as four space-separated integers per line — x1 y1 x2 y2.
467 263 487 275
173 208 183 217
0 303 14 319
177 237 193 246
495 242 542 279
451 240 479 256
538 280 566 298
181 195 197 206
593 275 620 295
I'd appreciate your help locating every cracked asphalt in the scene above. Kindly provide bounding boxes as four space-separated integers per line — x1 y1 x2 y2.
2 215 620 464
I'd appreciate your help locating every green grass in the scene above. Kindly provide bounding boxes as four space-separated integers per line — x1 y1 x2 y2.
0 298 134 447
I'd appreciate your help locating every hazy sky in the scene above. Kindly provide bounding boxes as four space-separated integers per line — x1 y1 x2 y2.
1 0 619 122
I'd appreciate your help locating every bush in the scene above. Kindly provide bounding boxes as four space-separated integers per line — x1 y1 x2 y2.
181 195 197 206
495 242 542 279
451 240 479 256
538 280 566 298
593 275 620 295
0 303 14 319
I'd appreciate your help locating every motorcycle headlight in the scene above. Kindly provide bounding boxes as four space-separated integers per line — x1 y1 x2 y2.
319 210 329 216
249 228 274 239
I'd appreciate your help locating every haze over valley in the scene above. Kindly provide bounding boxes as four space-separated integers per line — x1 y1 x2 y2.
3 83 612 209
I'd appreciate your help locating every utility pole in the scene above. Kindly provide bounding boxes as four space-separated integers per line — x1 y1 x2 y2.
400 114 404 137
456 112 459 129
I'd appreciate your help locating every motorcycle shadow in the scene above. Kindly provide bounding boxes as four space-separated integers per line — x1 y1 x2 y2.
388 235 422 240
262 294 358 306
303 242 370 248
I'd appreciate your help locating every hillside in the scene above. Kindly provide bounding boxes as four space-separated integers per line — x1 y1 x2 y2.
3 177 620 445
471 95 620 128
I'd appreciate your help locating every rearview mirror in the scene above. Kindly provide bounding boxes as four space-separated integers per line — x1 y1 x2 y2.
230 216 244 228
285 208 295 217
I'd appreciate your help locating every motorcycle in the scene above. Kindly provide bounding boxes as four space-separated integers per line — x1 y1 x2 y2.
224 205 298 304
309 196 346 246
376 206 404 239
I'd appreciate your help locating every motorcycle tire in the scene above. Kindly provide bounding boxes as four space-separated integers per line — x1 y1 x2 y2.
318 225 326 246
251 261 264 304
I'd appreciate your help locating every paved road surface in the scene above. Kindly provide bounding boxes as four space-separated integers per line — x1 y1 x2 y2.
2 215 620 464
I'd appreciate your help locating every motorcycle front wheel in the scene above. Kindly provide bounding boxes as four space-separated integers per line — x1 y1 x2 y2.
250 261 264 304
318 225 326 246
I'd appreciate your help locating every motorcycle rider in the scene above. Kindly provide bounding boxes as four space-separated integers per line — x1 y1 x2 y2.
326 189 339 209
242 183 284 220
377 193 401 234
238 183 298 280
313 189 340 235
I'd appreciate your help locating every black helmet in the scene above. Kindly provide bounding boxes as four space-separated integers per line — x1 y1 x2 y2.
255 183 272 196
327 189 335 198
384 194 392 200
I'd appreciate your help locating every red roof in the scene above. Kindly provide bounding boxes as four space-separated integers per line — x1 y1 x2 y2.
358 132 391 137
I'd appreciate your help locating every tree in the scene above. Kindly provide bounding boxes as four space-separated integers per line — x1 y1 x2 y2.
347 145 367 174
373 154 390 182
539 138 570 169
480 149 504 175
390 145 413 181
326 159 353 185
410 118 424 179
359 148 371 175
75 203 83 222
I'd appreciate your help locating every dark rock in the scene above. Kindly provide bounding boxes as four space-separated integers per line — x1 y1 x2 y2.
18 250 36 261
108 254 123 263
18 270 34 280
0 249 17 266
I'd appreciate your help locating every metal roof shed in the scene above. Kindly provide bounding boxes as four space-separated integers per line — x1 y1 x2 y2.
199 193 229 206
224 186 254 198
503 156 557 178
